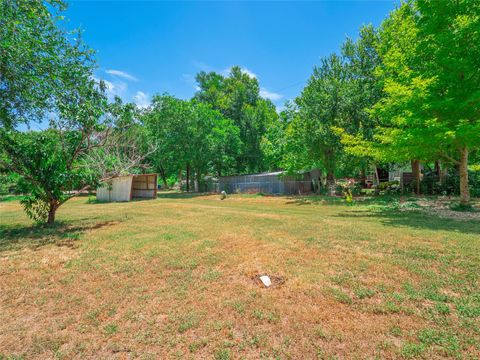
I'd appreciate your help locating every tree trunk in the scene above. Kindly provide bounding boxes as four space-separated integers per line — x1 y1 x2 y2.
436 160 446 185
326 171 335 185
178 169 183 189
459 147 470 205
186 164 190 192
158 165 168 188
47 201 57 225
360 167 366 187
324 150 336 195
411 159 421 194
434 160 441 177
440 163 447 186
326 170 335 195
195 168 200 192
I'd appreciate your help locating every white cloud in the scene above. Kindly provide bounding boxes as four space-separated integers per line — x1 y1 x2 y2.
221 66 257 79
241 68 257 79
93 76 128 100
103 79 127 99
106 69 138 82
260 88 283 101
133 91 150 109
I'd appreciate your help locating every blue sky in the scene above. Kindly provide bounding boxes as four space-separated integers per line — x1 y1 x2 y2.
65 1 397 110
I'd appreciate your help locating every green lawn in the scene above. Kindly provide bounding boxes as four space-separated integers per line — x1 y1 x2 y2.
0 194 479 359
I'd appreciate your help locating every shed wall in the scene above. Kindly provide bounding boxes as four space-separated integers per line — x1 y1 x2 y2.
97 176 133 202
131 174 157 199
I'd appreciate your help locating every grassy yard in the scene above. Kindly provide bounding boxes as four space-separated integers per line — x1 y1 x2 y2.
0 194 479 359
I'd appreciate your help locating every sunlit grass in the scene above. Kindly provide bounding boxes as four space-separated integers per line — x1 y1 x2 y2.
0 193 478 358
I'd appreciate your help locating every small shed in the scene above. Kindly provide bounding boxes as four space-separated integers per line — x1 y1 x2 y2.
96 174 157 202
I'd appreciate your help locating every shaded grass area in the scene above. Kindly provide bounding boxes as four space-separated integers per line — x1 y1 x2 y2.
0 194 479 359
0 195 26 202
334 208 480 235
156 191 213 199
0 221 119 252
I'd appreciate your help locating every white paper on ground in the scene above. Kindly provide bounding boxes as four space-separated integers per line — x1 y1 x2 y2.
259 275 272 287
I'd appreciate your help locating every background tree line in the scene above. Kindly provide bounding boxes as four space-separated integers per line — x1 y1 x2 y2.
264 0 479 205
1 0 479 225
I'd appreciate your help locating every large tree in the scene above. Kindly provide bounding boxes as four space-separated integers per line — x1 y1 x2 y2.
142 95 192 188
261 101 296 172
415 0 480 204
372 1 480 204
284 54 346 188
85 97 155 180
143 95 241 190
195 66 278 173
338 1 480 203
0 0 97 128
0 0 109 224
337 25 383 181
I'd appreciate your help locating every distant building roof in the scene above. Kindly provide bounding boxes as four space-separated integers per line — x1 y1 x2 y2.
219 171 285 179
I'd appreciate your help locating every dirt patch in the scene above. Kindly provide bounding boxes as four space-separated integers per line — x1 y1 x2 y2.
252 274 285 288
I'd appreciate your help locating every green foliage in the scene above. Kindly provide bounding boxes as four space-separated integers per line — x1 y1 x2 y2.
0 0 97 128
449 202 477 213
280 25 384 182
0 0 107 224
344 188 353 204
143 95 242 186
1 129 104 223
377 181 401 195
283 54 345 182
332 1 480 203
3 0 479 211
20 196 50 223
261 102 293 171
401 342 426 358
415 168 480 197
195 66 278 173
0 172 20 195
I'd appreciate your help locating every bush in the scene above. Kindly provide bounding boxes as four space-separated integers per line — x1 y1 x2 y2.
378 181 401 194
336 179 357 203
449 202 478 212
420 169 480 197
167 175 177 188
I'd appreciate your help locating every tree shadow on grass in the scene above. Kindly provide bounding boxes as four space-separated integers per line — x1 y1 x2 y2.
156 192 214 199
333 208 480 236
285 195 409 206
285 195 344 206
86 198 156 205
0 220 119 253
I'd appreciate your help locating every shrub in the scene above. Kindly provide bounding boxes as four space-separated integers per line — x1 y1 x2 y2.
449 202 478 212
336 179 357 203
418 168 480 197
378 181 401 194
